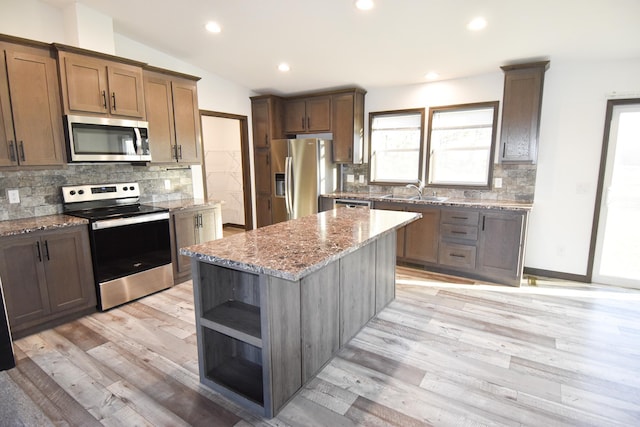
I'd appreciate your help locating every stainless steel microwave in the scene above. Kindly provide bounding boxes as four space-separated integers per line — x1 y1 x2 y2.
65 115 151 162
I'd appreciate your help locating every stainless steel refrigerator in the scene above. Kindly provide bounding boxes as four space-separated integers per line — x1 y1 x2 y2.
270 138 337 223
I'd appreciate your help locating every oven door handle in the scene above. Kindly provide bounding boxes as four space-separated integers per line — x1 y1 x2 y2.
92 212 170 230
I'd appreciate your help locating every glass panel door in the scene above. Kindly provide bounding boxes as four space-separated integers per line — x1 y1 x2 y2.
592 101 640 288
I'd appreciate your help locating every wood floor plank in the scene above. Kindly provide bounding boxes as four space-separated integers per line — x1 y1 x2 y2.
5 267 640 426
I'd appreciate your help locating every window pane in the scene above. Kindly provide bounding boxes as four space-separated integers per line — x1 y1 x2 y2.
427 103 498 187
369 109 424 183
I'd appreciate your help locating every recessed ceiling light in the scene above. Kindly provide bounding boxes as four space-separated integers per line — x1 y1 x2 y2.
355 0 374 11
425 72 439 80
205 21 222 33
467 16 487 31
278 63 290 72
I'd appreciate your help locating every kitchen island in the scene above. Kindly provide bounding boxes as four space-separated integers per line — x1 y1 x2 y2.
180 207 420 418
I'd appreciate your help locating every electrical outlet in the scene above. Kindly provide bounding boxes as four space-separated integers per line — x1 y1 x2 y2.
164 179 171 190
7 189 20 204
494 178 503 188
358 175 365 184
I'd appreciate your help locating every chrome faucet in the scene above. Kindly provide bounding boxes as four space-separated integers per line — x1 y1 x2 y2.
405 179 425 199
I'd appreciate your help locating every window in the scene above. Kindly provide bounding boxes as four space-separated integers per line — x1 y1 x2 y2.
368 109 425 184
426 102 498 188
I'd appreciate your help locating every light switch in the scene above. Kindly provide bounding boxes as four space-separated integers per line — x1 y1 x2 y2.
494 178 502 188
346 174 355 183
164 179 171 190
8 189 20 204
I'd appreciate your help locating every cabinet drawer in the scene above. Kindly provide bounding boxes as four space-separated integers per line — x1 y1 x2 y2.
439 242 476 269
440 224 478 241
441 210 479 226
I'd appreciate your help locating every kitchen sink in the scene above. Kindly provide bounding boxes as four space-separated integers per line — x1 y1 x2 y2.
379 194 448 202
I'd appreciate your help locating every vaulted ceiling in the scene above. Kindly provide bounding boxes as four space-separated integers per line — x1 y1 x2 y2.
42 0 640 95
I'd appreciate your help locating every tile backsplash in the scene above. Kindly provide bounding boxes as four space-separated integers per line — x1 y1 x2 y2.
0 164 193 221
341 162 536 202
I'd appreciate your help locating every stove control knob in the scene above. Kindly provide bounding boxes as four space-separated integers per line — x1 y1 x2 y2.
129 186 135 191
123 186 128 191
78 190 84 195
69 190 76 196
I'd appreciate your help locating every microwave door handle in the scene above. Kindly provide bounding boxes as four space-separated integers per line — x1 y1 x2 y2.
133 128 142 155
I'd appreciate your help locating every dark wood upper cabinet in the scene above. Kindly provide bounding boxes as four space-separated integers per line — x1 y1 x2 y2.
499 61 549 163
144 68 202 164
56 48 146 119
0 42 65 167
332 90 365 163
284 96 331 134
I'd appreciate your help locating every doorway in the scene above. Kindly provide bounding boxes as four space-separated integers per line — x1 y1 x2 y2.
200 111 253 230
590 99 640 288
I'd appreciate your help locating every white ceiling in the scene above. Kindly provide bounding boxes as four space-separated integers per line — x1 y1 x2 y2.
42 0 640 96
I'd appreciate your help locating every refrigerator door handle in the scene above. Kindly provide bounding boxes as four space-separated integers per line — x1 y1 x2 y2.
285 156 293 216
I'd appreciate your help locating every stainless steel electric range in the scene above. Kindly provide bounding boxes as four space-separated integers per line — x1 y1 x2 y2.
62 182 173 310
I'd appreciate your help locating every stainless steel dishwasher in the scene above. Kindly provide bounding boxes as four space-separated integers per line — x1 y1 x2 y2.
333 199 372 208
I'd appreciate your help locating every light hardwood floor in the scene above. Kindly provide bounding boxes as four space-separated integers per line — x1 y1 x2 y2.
3 266 640 426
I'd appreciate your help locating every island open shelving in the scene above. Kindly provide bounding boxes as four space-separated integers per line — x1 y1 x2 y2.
181 207 420 418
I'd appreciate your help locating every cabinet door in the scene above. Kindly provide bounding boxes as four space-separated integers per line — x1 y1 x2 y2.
5 49 65 166
256 194 272 228
43 227 95 314
107 64 146 118
500 63 547 163
172 79 201 163
144 73 176 163
0 50 17 167
477 211 525 283
284 99 306 134
254 149 271 194
332 93 354 163
173 211 197 276
404 206 440 264
252 99 270 149
61 53 109 114
0 235 50 328
305 97 331 132
198 207 221 243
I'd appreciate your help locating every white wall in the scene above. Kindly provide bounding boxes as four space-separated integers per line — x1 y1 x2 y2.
527 58 640 275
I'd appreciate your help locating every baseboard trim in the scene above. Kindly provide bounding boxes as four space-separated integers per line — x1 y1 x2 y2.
523 267 589 283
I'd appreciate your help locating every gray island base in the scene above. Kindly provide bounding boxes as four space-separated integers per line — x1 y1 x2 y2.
180 208 420 418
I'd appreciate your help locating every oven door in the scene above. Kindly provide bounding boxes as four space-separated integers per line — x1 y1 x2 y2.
91 213 173 310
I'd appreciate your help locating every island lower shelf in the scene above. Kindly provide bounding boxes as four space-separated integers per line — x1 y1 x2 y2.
191 231 398 418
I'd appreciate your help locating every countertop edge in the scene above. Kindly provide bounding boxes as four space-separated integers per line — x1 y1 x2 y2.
323 192 533 211
0 215 89 238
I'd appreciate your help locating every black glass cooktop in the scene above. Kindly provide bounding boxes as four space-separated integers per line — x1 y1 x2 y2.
67 204 167 221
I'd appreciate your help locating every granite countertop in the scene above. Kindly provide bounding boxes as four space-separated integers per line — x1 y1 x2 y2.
180 207 420 281
0 215 89 238
324 192 533 211
149 198 223 211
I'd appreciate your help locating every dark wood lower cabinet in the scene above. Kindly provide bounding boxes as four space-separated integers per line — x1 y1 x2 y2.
374 199 529 286
0 226 96 338
170 205 222 284
477 210 526 284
